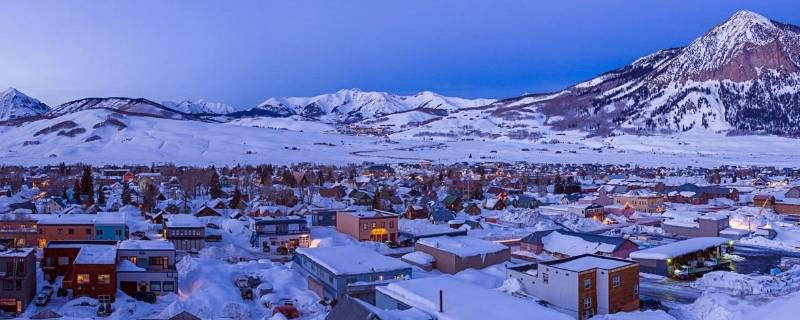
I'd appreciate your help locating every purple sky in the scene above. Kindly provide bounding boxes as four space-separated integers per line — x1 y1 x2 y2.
0 0 798 108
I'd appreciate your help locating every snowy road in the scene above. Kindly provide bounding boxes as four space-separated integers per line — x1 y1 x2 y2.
640 277 703 304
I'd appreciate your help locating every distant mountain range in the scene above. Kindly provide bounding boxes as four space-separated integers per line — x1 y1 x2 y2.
1 10 799 162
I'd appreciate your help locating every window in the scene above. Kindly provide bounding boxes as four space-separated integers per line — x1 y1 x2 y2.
57 228 63 235
68 228 74 235
163 281 175 292
96 229 104 236
58 256 69 266
362 223 368 230
2 280 11 290
542 273 549 284
371 222 376 228
612 275 621 288
584 297 592 309
389 221 394 228
150 281 162 292
85 228 91 235
583 309 594 318
98 274 111 284
149 256 167 266
116 229 123 236
380 222 386 228
77 274 90 284
634 284 639 295
583 278 592 289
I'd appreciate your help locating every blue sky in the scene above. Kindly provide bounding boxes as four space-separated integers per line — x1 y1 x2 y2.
1 0 798 108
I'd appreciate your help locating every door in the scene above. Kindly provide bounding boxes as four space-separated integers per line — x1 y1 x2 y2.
120 281 138 296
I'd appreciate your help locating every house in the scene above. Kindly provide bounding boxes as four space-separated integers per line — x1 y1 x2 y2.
293 246 412 299
662 215 731 238
375 276 572 320
163 215 205 252
116 240 178 297
568 204 605 220
336 210 399 243
348 190 373 206
629 237 731 277
249 216 310 255
403 204 429 220
42 240 118 281
363 164 396 178
0 248 36 314
310 208 342 227
507 254 640 320
441 194 463 212
62 245 117 302
428 207 455 225
93 213 128 241
325 295 431 320
463 202 481 216
520 229 639 259
0 214 39 247
612 190 665 213
413 236 510 274
36 214 96 246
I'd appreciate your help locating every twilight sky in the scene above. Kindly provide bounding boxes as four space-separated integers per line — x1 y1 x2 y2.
1 0 798 108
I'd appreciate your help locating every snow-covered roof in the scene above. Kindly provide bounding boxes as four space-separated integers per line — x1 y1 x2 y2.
546 255 634 272
401 251 435 266
165 214 203 228
74 245 116 265
416 236 507 257
296 246 410 276
629 237 729 260
118 240 175 251
376 276 572 320
0 248 34 258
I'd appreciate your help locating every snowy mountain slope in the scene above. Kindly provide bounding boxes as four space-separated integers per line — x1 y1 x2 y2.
49 97 192 120
0 88 50 121
162 99 239 115
238 89 495 124
425 10 800 138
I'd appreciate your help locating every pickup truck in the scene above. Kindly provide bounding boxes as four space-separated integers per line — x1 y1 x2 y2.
674 265 713 278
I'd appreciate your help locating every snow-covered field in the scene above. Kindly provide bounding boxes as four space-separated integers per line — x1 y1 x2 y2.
2 108 800 167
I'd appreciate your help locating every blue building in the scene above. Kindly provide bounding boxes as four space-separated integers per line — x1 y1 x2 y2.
293 246 412 299
93 213 129 241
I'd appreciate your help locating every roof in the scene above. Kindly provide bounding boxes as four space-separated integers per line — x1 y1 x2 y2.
74 245 117 265
165 214 203 228
376 276 572 320
0 248 34 258
521 229 631 254
118 240 175 251
629 237 729 260
296 246 410 276
416 236 507 257
253 215 307 225
544 254 636 272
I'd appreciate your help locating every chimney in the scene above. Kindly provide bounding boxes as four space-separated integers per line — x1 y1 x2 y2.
439 289 443 313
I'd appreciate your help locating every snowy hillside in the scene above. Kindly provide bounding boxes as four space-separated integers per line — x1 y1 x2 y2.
0 87 50 121
49 97 192 120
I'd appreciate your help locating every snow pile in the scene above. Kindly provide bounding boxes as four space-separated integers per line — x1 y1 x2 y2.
692 266 800 296
402 251 435 266
591 310 676 320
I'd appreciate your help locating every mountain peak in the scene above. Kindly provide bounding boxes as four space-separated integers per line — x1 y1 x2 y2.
0 87 50 121
726 10 772 26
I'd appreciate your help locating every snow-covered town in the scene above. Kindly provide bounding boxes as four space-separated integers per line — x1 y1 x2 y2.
0 162 800 319
3 2 800 320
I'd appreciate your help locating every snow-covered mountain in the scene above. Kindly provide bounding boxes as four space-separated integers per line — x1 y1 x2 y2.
234 89 495 124
49 97 191 120
162 99 238 115
0 88 50 121
476 10 800 137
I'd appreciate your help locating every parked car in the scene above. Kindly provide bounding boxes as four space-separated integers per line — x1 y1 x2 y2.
97 302 112 317
34 293 50 306
132 291 157 304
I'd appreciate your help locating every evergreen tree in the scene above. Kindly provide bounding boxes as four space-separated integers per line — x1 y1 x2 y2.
62 187 68 199
81 166 94 205
230 187 242 209
122 183 132 205
209 170 223 199
72 179 82 204
97 186 106 205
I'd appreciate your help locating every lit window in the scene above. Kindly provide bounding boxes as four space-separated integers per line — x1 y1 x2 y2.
77 274 90 284
98 274 111 284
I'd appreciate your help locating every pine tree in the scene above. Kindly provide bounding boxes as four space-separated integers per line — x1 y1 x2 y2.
122 183 131 205
97 186 106 205
209 170 222 199
73 179 82 204
230 187 242 209
81 166 94 205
